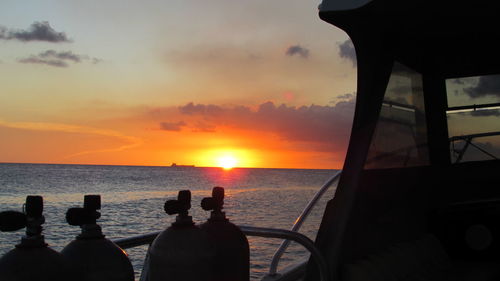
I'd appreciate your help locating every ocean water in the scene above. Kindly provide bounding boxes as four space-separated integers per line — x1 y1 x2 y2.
0 163 338 280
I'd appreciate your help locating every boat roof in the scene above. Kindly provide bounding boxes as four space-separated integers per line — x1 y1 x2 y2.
319 0 500 78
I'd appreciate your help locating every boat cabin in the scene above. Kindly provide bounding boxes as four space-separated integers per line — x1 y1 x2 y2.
306 1 500 280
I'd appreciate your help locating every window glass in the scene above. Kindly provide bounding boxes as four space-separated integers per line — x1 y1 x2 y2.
446 75 500 163
365 62 430 169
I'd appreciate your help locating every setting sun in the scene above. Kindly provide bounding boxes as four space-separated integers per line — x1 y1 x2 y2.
192 148 259 168
217 155 238 170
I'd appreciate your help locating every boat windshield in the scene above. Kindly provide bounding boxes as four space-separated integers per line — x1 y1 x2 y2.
365 62 430 169
446 74 500 163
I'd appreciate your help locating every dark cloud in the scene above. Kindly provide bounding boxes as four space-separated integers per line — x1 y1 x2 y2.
338 39 356 66
451 78 465 85
0 22 70 43
18 57 68 67
17 50 101 68
173 99 355 152
179 103 225 116
285 45 310 58
39 50 81 62
160 121 186 131
450 77 477 86
464 75 500 98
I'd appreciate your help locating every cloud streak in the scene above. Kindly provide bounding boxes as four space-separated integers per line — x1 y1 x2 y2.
0 22 70 43
18 50 101 68
160 121 186 131
0 120 143 158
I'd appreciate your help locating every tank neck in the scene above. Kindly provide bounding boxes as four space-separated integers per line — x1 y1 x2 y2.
173 214 195 226
209 210 228 222
77 224 105 239
18 211 47 247
16 234 48 248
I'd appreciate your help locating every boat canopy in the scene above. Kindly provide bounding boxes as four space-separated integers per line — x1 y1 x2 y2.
320 0 500 78
306 1 500 281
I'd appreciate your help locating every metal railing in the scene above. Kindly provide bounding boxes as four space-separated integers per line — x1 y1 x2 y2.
114 232 157 249
267 171 341 277
450 131 500 163
113 170 342 281
113 225 329 281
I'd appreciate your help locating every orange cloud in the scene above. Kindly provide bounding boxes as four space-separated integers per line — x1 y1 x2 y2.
154 100 354 153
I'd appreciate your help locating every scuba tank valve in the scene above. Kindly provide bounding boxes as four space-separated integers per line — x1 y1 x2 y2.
0 195 74 281
61 195 134 281
147 190 216 281
201 187 250 281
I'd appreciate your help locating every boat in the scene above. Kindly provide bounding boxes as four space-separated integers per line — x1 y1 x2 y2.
3 0 500 280
303 0 500 281
170 163 195 167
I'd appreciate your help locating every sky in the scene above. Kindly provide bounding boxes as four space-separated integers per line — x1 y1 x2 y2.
0 0 357 169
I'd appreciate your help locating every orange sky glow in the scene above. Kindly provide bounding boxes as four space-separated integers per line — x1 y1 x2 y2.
0 0 357 169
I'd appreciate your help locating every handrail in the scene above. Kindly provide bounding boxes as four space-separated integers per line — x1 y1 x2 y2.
113 225 329 281
450 132 500 163
114 232 158 249
267 171 341 276
241 226 329 281
447 102 500 112
449 131 500 142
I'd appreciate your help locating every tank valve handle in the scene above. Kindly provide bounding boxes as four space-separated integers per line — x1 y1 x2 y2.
66 195 101 226
164 190 193 225
0 195 47 247
0 196 44 234
201 187 227 221
66 195 103 239
24 195 45 237
0 211 27 232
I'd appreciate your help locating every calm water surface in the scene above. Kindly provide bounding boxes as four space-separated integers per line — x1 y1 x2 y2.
0 163 338 280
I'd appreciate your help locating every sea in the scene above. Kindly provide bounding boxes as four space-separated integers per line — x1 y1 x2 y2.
0 163 338 280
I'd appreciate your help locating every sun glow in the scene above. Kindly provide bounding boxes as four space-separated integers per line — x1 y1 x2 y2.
193 148 259 169
217 155 238 170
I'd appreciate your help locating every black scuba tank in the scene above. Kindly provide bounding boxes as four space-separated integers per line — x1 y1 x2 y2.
200 187 250 281
61 195 134 281
148 190 216 281
0 195 74 281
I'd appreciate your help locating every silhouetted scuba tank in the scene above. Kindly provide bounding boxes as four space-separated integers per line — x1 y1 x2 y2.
148 190 216 281
61 195 134 281
200 187 250 281
0 195 74 281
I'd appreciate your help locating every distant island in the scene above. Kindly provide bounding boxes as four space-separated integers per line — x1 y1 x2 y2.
170 163 195 167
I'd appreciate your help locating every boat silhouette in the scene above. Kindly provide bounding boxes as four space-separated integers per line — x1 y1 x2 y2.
170 163 195 167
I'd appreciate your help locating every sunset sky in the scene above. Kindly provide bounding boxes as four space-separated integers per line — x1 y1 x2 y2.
0 0 357 169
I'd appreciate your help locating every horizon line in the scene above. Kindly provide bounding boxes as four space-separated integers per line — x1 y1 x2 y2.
0 161 338 171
